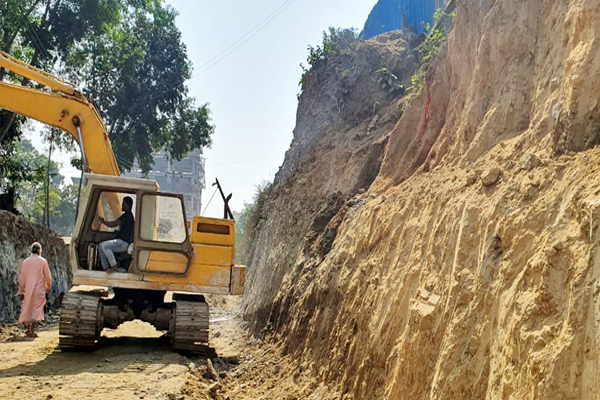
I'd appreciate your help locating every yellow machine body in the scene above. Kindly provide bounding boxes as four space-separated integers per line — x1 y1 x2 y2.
1 51 245 297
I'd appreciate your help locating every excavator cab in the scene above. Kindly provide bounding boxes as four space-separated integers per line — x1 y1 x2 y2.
69 174 244 294
75 180 191 276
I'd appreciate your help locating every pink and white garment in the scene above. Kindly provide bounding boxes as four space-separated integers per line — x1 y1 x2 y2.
18 254 52 324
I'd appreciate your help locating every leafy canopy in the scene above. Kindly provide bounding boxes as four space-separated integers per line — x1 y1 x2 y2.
65 2 214 172
0 0 214 212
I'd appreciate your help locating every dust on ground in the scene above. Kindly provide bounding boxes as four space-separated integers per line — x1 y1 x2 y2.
0 297 334 400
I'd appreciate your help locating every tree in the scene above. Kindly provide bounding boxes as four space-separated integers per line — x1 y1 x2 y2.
64 2 215 173
0 0 124 209
0 0 124 138
14 139 62 225
13 139 78 235
50 183 80 236
1 0 214 211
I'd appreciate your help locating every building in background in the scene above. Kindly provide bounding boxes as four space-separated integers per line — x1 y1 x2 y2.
122 149 206 220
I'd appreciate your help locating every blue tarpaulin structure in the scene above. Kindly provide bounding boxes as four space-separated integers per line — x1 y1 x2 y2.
362 0 445 39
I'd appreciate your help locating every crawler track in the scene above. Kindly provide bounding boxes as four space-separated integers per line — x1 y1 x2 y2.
173 296 210 355
58 292 102 349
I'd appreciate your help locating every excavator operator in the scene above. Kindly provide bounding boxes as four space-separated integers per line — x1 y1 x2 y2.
98 196 134 272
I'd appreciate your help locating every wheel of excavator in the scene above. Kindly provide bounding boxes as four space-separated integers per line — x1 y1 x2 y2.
58 291 103 350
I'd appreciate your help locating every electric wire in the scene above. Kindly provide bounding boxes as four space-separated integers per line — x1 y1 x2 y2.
192 0 296 77
196 0 294 69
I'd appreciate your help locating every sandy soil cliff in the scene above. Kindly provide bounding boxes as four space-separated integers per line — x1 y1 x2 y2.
242 1 600 399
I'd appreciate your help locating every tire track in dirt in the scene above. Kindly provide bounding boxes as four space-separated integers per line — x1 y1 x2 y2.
0 297 337 400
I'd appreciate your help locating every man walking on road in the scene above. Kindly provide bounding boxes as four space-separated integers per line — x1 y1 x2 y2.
18 242 52 338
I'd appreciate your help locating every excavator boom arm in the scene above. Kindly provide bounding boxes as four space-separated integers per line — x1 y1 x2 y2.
0 51 120 176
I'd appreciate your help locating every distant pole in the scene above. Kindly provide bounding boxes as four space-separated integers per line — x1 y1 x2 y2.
44 131 54 229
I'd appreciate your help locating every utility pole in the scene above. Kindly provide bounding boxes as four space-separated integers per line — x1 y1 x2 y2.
43 130 54 229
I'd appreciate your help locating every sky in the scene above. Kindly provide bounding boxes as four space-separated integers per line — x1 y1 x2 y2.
28 0 377 217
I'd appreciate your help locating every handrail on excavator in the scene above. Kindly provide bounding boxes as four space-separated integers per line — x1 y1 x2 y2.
0 50 120 177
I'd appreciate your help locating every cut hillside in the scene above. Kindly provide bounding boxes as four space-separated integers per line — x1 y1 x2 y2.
242 1 600 399
243 31 418 327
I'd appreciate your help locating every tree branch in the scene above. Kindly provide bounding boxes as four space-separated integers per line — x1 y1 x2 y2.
2 0 45 50
0 113 17 143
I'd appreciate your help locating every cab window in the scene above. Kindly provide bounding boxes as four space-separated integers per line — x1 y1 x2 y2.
139 194 186 244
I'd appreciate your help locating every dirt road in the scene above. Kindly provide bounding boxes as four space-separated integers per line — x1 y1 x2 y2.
0 297 336 400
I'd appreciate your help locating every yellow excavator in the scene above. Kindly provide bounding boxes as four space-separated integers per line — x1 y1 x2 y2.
0 51 245 353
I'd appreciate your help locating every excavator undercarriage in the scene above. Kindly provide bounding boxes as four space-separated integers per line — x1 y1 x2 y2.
59 289 212 354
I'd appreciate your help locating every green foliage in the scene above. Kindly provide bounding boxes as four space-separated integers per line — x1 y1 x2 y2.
434 8 456 26
1 0 214 201
12 140 59 220
10 139 78 235
0 0 123 71
233 205 250 263
64 2 215 172
299 27 361 91
409 72 424 95
49 184 79 236
0 0 126 206
238 180 272 263
376 68 406 98
19 182 79 236
0 139 47 201
408 8 455 96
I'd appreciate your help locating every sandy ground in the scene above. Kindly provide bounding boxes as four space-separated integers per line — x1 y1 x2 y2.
0 297 333 400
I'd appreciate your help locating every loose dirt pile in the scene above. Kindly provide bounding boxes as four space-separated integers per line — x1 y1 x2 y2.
242 1 600 399
0 297 334 400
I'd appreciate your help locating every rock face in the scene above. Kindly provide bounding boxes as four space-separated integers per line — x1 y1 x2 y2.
243 31 418 328
481 166 501 186
0 211 71 322
243 0 600 399
362 0 444 39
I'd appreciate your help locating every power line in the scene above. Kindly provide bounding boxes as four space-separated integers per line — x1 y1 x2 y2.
196 0 294 69
196 1 295 75
192 0 296 77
